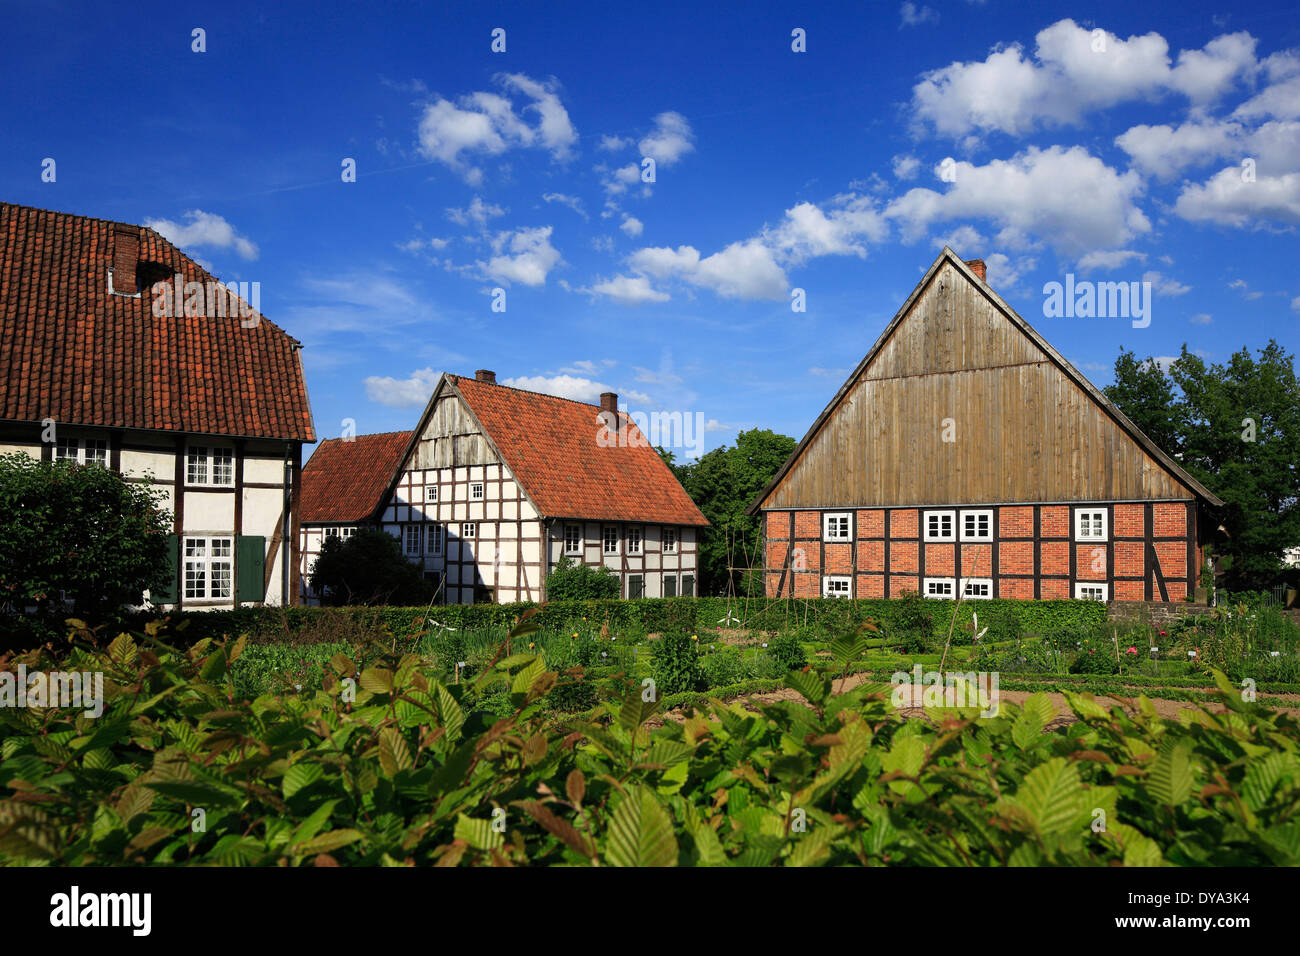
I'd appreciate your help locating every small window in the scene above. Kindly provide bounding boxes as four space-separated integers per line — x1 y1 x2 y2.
662 528 677 553
959 509 994 542
324 527 339 539
426 524 443 556
961 577 993 600
1075 583 1108 602
1074 508 1107 541
822 575 852 598
627 527 643 555
923 577 955 598
923 510 956 542
341 527 357 539
823 512 851 542
471 482 484 501
462 522 477 539
564 524 582 555
54 437 107 467
186 446 234 487
404 525 421 555
183 536 232 600
664 575 677 598
426 486 438 503
603 526 619 554
681 574 695 597
628 574 644 599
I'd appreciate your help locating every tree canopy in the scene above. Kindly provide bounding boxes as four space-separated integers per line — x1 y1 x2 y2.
308 529 436 606
1104 340 1300 590
660 428 796 596
0 452 171 624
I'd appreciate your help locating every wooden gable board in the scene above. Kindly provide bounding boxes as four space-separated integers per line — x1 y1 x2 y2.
747 249 1223 513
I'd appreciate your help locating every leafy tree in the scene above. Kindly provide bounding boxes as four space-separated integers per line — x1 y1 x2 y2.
1104 340 1300 589
672 429 796 596
544 556 620 601
308 528 435 606
0 452 171 624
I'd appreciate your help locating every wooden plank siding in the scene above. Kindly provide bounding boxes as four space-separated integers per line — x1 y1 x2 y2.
764 260 1196 510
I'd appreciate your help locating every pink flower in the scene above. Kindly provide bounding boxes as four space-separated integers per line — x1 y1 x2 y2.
1127 646 1137 654
1089 649 1095 655
1159 630 1167 637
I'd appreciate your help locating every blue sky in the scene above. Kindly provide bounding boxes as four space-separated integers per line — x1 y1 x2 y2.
4 0 1298 460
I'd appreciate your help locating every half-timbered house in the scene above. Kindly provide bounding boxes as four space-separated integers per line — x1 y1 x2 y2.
300 370 707 604
0 202 315 609
748 248 1223 603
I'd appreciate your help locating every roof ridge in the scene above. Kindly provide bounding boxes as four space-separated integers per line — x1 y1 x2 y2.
454 373 612 411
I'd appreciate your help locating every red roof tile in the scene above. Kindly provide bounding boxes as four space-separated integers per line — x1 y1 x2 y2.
0 202 314 441
452 376 708 526
301 431 413 523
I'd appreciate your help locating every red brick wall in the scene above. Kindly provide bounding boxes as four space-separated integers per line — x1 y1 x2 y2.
760 502 1197 603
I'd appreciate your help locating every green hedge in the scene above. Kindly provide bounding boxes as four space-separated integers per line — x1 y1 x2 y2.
131 596 1111 646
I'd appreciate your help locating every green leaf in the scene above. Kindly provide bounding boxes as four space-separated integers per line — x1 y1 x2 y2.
378 727 414 778
454 813 504 851
1148 737 1195 808
1011 757 1087 837
292 829 364 856
604 787 678 867
283 763 325 800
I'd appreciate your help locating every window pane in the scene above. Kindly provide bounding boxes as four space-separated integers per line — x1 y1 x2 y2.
187 448 207 484
213 449 233 485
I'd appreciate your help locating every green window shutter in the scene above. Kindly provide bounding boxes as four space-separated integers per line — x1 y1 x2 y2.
664 576 677 598
628 575 644 599
154 534 180 604
236 535 266 603
682 575 695 597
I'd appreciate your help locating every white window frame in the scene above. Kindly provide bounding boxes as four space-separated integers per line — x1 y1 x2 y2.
1073 508 1108 542
183 536 232 601
960 577 993 600
186 445 234 487
959 509 994 542
627 526 643 555
325 526 358 541
426 523 443 556
1075 582 1109 602
823 512 851 542
662 528 677 553
923 510 956 542
563 524 582 555
404 525 421 556
55 437 108 467
822 575 852 598
462 522 477 539
603 526 619 555
425 486 438 503
923 577 955 599
470 482 484 501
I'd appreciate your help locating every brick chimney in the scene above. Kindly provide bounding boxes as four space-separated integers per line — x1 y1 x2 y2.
964 258 987 283
112 224 139 294
475 369 496 384
599 392 618 413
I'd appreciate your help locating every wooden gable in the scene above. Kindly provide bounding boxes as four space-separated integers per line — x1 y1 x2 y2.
406 387 499 472
753 250 1222 512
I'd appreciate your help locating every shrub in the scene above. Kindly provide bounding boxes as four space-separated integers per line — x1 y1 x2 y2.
766 632 807 671
650 630 706 695
308 529 435 606
701 647 745 688
1069 634 1121 675
544 557 620 601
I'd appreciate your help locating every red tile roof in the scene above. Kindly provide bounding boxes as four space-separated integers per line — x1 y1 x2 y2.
452 376 708 526
0 202 314 441
301 431 413 523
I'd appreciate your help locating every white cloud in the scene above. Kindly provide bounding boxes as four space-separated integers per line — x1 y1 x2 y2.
446 196 505 230
542 192 587 219
582 274 670 304
628 240 788 300
638 111 695 166
1234 52 1300 121
899 3 938 28
1143 270 1191 296
480 226 562 286
1292 296 1300 312
599 134 632 151
885 145 1150 255
1173 167 1300 227
620 215 644 237
930 224 986 253
364 367 441 407
892 154 922 179
145 210 258 260
809 367 851 378
983 252 1037 289
1076 248 1147 272
502 374 651 406
600 161 643 197
1190 312 1213 324
763 196 888 264
416 73 576 181
910 20 1258 138
1115 120 1242 180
